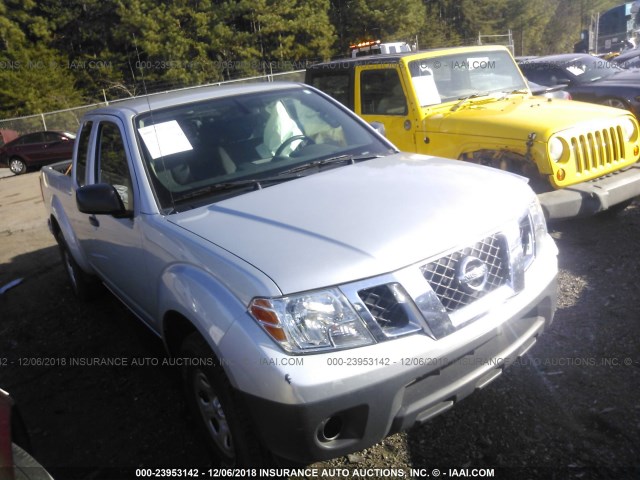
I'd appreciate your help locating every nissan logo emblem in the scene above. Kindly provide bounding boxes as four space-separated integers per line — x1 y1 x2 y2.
456 256 488 293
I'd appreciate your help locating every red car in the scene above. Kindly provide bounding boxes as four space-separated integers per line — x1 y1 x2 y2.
1 388 54 479
0 131 76 175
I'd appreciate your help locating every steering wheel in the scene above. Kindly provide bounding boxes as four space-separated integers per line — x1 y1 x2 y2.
273 135 313 157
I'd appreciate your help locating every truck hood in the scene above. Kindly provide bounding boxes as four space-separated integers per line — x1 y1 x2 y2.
425 95 628 141
169 153 532 294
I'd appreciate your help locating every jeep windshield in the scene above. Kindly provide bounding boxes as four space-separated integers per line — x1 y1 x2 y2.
136 87 394 212
408 50 528 107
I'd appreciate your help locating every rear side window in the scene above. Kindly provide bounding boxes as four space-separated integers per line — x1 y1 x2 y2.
17 133 44 145
307 71 351 107
75 122 93 187
360 69 408 115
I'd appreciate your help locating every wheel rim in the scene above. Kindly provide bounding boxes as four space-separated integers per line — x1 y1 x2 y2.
192 370 234 458
9 159 24 174
603 98 626 109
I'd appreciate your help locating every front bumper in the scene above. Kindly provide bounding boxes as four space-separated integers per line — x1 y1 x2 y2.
237 274 557 463
539 163 640 219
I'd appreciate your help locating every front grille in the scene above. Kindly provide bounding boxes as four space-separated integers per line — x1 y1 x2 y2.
421 234 509 312
570 126 625 174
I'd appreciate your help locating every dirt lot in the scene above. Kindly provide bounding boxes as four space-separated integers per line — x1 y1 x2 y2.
1 171 639 480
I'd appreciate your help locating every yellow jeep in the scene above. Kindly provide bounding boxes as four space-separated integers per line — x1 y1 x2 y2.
305 45 640 219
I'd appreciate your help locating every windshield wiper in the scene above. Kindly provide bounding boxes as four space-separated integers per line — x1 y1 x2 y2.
450 92 490 112
169 153 385 208
172 176 294 204
277 153 385 175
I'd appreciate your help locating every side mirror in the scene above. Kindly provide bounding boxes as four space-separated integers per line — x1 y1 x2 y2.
369 121 386 137
76 183 127 216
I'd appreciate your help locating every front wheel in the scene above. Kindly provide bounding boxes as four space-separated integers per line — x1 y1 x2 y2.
9 157 26 175
601 97 627 110
180 333 268 467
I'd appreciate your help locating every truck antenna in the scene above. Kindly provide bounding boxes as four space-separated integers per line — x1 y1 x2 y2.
132 34 176 213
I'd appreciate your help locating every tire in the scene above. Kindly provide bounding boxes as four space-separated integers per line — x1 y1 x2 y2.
601 97 627 110
57 237 98 300
180 333 268 467
9 157 26 175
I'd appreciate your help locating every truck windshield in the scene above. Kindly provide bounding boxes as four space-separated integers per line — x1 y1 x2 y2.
557 56 622 83
408 50 528 106
135 87 393 211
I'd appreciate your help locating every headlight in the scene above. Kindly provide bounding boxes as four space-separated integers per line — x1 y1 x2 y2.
249 288 375 353
520 196 549 269
621 117 637 142
548 137 564 163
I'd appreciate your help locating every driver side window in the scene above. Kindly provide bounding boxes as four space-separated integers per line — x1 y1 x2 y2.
96 122 134 212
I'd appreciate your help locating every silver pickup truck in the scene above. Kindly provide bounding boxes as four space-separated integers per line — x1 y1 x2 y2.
40 82 558 466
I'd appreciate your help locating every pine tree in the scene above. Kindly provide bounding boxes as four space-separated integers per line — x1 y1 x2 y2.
0 1 84 117
330 0 426 53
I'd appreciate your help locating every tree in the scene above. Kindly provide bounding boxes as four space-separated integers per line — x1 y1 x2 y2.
420 0 464 49
0 0 84 117
237 0 335 71
330 0 426 53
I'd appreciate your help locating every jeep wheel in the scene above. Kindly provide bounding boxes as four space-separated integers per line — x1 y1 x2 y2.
9 157 26 175
180 333 267 467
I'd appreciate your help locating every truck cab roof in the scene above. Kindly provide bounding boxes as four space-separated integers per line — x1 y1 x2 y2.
308 45 513 71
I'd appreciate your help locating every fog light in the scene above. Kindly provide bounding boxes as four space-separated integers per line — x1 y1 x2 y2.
320 416 343 441
556 169 566 181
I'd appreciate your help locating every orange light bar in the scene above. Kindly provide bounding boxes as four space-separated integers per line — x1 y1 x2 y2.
349 39 381 49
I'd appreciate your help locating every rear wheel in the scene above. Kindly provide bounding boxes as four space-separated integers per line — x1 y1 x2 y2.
9 157 26 175
57 236 98 300
180 333 268 467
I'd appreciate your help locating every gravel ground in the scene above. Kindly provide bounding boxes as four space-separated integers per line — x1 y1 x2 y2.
0 171 639 480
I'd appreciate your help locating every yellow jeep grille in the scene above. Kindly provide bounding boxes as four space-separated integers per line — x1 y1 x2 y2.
569 126 625 174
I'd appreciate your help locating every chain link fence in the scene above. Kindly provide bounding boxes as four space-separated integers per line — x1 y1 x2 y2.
0 70 305 141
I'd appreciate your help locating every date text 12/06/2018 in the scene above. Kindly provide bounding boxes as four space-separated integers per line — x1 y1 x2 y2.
134 467 496 478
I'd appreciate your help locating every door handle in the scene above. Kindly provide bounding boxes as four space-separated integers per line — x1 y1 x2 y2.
89 215 100 227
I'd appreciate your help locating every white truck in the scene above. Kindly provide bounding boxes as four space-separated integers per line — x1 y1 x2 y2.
40 82 558 466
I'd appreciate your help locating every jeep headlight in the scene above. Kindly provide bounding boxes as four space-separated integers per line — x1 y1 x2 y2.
249 288 375 353
548 137 564 163
621 117 637 142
